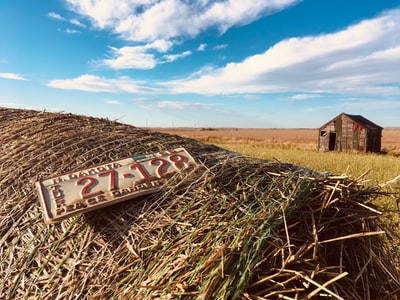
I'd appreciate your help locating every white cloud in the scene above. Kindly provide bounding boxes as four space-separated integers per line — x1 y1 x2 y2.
162 50 191 63
48 74 115 92
213 44 228 50
148 39 173 52
48 11 86 31
243 94 261 101
0 102 58 111
65 0 299 41
48 12 66 21
65 28 81 34
103 46 157 69
288 94 321 100
197 43 207 51
0 102 26 108
47 74 163 93
164 8 400 96
0 73 28 81
106 99 122 105
342 99 400 110
132 97 214 111
101 39 172 69
100 40 193 69
70 18 86 28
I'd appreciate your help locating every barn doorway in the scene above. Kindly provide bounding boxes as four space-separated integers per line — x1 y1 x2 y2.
328 132 336 151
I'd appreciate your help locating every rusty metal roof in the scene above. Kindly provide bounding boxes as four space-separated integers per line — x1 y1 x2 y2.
345 113 383 130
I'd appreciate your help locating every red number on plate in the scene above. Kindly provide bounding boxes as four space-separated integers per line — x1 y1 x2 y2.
130 163 149 179
168 154 189 170
76 177 100 198
150 158 167 178
98 169 116 190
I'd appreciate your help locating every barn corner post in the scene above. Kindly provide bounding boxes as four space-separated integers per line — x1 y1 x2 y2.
318 112 342 152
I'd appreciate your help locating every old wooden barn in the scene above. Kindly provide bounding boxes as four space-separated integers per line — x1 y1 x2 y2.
318 112 383 153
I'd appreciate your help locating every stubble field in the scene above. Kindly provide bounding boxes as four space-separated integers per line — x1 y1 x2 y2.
152 127 400 152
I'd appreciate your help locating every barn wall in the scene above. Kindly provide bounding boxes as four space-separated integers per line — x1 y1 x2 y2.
318 121 336 151
366 130 382 152
341 114 355 151
318 114 382 153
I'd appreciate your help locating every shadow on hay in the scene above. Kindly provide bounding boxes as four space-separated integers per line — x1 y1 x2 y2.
83 195 150 248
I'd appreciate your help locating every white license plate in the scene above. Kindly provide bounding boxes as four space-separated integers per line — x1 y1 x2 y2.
36 148 196 224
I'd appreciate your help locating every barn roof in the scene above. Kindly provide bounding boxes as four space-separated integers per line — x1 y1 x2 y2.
346 113 383 130
320 112 383 130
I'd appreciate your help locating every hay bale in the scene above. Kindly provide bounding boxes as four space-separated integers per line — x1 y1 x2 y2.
0 107 399 299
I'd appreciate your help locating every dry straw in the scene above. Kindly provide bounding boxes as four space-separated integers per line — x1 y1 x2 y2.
1 108 399 299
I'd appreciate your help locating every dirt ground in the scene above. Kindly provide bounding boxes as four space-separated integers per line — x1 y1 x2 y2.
150 127 400 151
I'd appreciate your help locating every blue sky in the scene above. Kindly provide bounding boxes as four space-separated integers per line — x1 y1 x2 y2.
1 0 400 128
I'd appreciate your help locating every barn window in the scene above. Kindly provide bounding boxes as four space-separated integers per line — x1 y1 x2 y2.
320 130 327 137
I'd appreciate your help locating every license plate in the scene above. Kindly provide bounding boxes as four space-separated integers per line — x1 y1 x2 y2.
36 148 197 224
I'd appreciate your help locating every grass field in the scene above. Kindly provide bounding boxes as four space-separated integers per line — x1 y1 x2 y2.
208 141 399 183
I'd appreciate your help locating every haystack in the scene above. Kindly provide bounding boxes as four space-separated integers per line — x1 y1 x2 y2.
1 108 399 299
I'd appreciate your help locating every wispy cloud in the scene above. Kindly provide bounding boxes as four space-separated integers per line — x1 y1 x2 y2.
243 94 261 100
0 73 28 81
0 102 58 111
70 18 86 28
132 97 214 111
106 99 122 105
197 43 207 51
65 28 81 34
342 99 400 110
101 40 172 69
101 40 192 69
48 11 86 29
47 74 162 93
103 46 157 69
161 50 191 63
286 94 321 101
213 44 228 50
0 102 27 108
48 12 65 21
